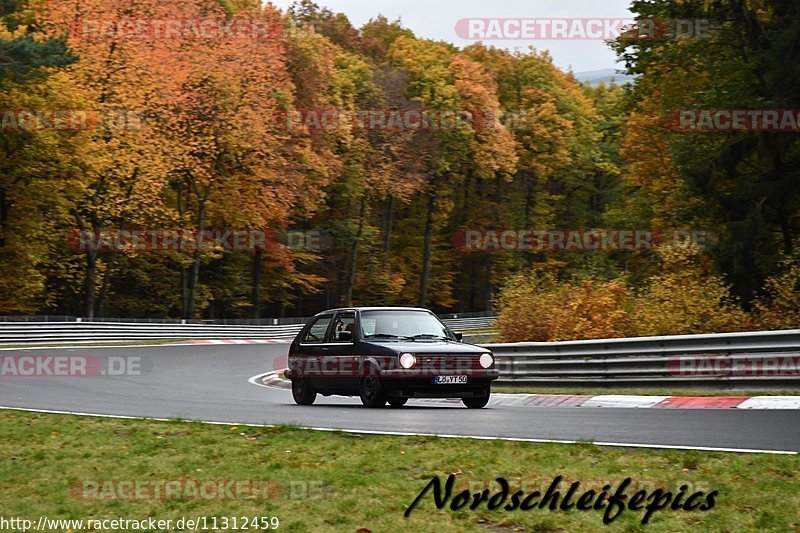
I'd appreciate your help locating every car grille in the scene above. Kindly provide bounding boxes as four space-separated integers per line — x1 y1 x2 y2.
414 354 481 372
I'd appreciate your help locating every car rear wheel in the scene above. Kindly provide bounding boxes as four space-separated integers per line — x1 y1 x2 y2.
291 378 317 405
359 375 387 407
462 391 490 409
388 397 408 408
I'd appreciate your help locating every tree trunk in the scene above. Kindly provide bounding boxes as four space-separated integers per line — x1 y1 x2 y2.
778 215 794 254
417 192 436 307
484 253 494 314
524 175 535 268
0 187 8 247
181 266 188 319
84 249 97 319
295 287 303 317
96 259 111 318
185 202 207 320
96 220 127 317
186 250 202 319
484 175 503 313
382 196 394 265
345 197 367 306
251 248 262 319
456 169 473 309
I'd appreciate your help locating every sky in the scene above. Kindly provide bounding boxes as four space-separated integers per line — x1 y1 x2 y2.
268 0 635 73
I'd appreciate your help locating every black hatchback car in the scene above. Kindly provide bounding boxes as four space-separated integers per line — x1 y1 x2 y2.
285 307 499 408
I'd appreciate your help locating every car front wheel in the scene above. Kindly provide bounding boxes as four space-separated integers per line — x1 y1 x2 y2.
291 378 317 405
388 397 408 408
359 375 387 407
462 391 490 409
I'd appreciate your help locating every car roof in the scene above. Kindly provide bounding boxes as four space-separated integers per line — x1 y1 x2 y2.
314 307 433 316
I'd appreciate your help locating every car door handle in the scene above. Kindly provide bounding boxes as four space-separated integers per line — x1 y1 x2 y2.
321 347 330 352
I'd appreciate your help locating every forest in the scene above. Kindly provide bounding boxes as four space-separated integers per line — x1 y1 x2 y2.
0 0 798 339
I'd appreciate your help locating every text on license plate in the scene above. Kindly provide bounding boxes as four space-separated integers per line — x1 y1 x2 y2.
434 375 467 385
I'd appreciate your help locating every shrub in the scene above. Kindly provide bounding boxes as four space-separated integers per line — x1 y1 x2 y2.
753 251 800 330
496 244 752 341
629 244 751 336
496 271 633 342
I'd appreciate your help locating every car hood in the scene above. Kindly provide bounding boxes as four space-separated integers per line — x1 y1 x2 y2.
363 340 488 354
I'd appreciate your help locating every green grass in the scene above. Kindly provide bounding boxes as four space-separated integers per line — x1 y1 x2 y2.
0 410 797 532
493 387 800 397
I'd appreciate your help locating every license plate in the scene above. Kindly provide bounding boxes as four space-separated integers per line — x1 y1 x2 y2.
434 375 467 385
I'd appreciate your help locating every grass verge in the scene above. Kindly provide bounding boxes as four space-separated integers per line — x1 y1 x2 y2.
0 410 797 532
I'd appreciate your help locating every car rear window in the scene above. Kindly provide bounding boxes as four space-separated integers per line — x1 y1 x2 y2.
301 315 332 343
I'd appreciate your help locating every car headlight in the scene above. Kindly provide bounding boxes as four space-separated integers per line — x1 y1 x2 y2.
399 353 416 369
479 353 494 369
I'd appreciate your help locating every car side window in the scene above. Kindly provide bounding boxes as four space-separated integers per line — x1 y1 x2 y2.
331 312 356 342
301 315 332 343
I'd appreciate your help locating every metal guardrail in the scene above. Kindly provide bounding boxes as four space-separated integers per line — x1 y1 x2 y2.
0 315 310 325
483 329 800 389
0 316 496 345
1 320 796 390
0 322 306 344
443 316 496 331
0 314 495 327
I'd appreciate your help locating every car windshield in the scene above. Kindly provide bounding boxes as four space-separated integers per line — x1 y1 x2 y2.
360 310 452 341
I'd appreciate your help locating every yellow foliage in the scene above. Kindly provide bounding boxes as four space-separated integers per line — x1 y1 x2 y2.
753 252 800 331
496 272 633 342
631 244 751 336
497 245 752 342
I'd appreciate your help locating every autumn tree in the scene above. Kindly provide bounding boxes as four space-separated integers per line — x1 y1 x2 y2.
38 0 184 318
158 1 315 319
613 0 800 302
0 0 76 312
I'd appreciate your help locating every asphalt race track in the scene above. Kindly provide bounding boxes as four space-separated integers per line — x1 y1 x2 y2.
1 344 798 454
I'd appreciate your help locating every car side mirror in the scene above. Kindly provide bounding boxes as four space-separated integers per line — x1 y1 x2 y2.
454 332 463 342
338 331 353 342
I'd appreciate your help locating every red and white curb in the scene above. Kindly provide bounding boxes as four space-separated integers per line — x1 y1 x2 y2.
249 371 800 410
254 370 292 390
188 339 292 345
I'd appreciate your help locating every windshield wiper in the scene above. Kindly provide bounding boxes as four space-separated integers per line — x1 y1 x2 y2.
409 334 449 340
364 333 415 340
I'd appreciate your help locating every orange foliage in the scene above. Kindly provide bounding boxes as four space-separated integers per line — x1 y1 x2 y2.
497 245 753 342
753 252 800 331
497 272 633 342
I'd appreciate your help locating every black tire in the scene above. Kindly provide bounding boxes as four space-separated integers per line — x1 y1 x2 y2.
388 397 408 408
359 375 387 408
291 378 316 405
462 391 490 409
